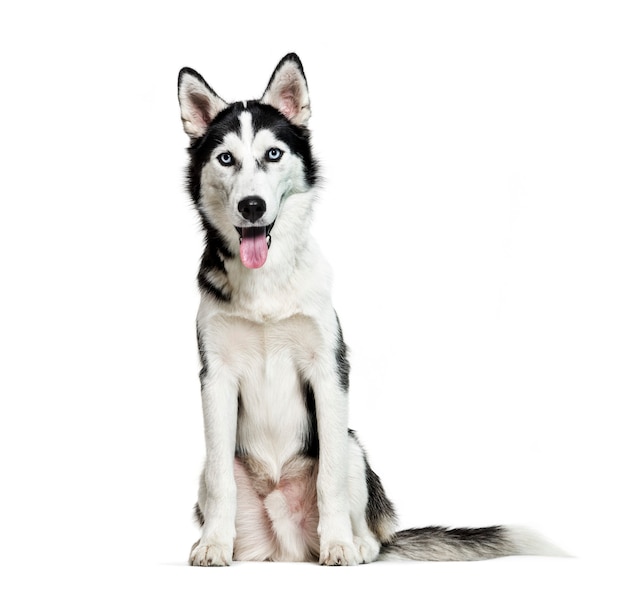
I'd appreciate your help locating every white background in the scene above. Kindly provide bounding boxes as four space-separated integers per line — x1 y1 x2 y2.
1 1 625 597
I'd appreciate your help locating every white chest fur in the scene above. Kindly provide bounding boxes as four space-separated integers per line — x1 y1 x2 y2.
198 311 324 482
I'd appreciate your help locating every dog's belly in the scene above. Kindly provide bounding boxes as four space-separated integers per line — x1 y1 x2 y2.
233 455 320 562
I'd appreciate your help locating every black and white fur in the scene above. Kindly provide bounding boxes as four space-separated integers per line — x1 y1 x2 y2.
178 54 562 565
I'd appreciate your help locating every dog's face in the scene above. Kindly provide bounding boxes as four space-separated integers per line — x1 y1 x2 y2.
178 54 317 269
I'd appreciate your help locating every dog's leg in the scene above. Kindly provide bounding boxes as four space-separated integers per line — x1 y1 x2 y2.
304 316 359 565
189 364 239 566
231 458 279 561
264 485 318 562
314 380 358 565
347 435 382 563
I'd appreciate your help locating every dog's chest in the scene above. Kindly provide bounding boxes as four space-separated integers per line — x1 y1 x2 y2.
213 313 321 479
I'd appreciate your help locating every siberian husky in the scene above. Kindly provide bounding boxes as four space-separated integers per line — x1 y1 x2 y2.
177 53 561 565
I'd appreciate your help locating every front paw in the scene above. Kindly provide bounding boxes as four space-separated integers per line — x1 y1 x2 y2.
189 539 233 566
319 541 359 566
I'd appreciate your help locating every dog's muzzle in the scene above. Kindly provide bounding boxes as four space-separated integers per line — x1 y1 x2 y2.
235 196 274 269
238 196 266 223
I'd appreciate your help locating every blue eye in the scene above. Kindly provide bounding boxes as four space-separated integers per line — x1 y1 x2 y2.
217 152 234 166
266 148 283 162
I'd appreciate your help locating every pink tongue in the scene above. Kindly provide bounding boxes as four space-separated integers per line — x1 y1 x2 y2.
239 228 268 269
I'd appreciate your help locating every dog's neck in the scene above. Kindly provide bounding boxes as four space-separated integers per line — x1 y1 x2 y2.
208 229 329 324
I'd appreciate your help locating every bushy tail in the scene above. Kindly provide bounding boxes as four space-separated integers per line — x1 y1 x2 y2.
379 525 568 561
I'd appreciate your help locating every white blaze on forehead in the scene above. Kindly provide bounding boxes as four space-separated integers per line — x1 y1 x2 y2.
238 110 255 151
235 110 285 166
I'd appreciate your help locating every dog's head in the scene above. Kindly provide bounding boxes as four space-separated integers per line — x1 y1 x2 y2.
178 54 318 269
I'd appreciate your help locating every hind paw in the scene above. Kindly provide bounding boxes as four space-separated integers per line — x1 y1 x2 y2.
189 540 233 566
354 535 380 564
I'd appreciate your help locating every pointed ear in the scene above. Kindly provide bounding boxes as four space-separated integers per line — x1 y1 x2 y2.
178 67 228 140
261 53 311 127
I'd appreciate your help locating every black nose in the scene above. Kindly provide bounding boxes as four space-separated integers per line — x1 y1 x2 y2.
238 196 266 223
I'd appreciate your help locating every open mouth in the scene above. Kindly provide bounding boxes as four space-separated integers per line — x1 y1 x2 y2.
235 224 274 269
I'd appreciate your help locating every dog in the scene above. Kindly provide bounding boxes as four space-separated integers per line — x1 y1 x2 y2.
177 53 561 566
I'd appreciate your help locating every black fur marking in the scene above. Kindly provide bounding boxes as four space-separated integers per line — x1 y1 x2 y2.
196 220 233 302
348 430 398 541
381 526 514 561
334 315 350 393
196 322 209 383
193 501 205 527
364 457 398 541
185 106 241 303
301 379 319 457
188 102 244 158
197 273 230 303
441 526 507 546
185 102 245 212
234 391 248 458
247 101 318 186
